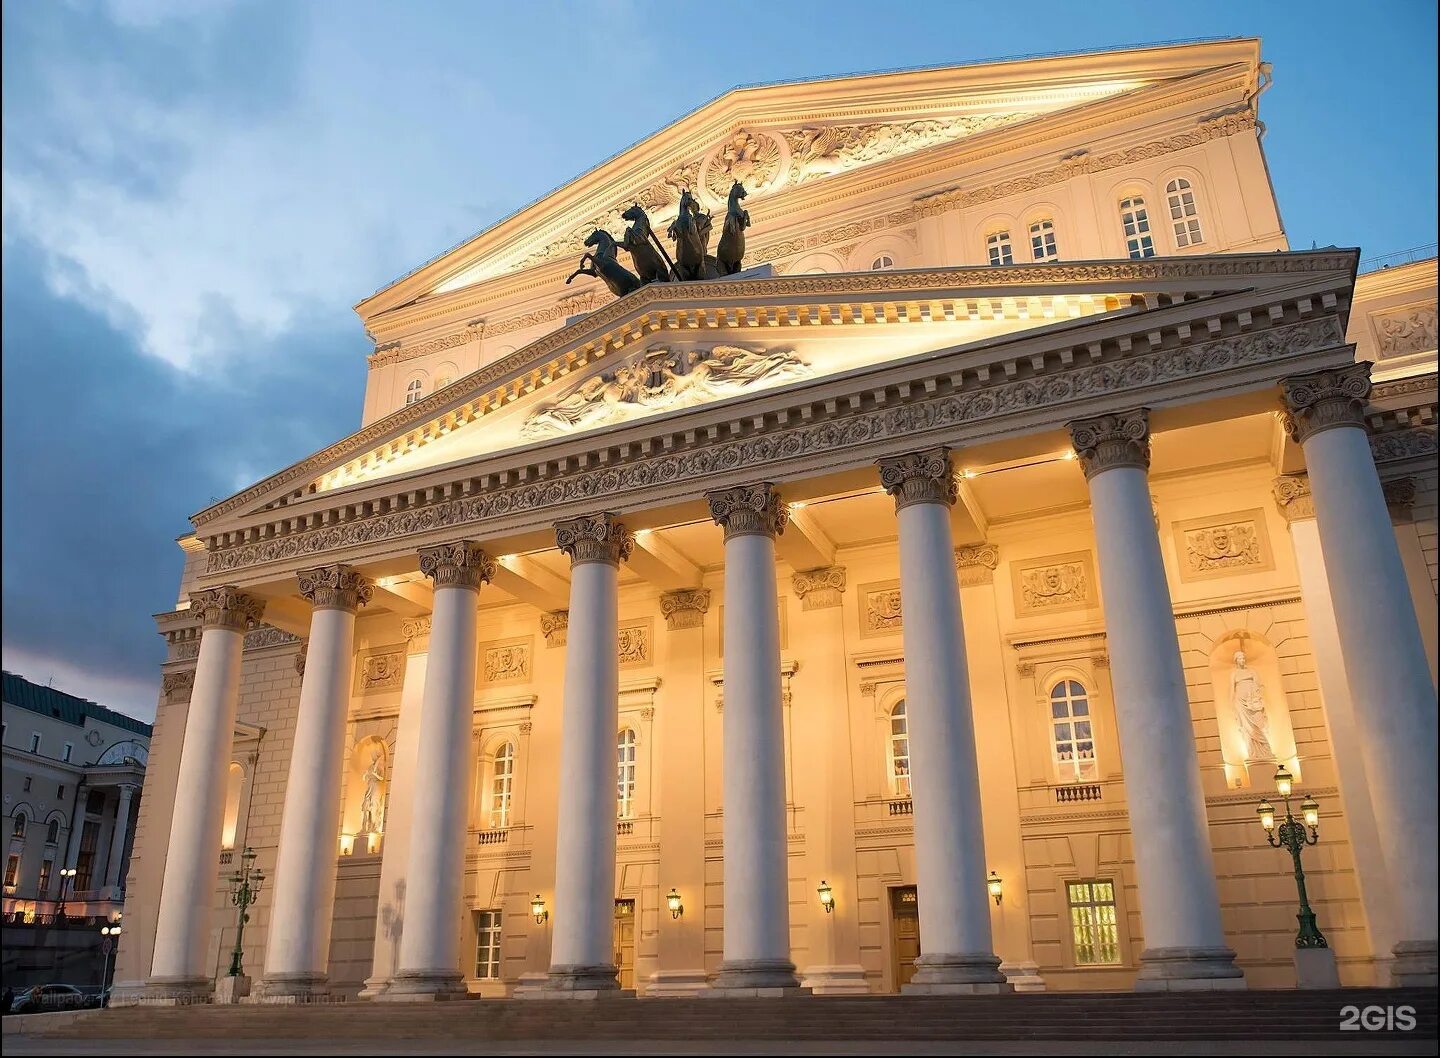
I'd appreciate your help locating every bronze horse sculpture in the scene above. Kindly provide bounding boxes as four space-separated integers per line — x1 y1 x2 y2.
715 181 749 276
619 204 673 284
666 189 716 281
565 229 641 298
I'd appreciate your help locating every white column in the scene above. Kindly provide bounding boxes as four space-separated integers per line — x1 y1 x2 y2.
1281 364 1438 987
1383 477 1440 687
148 586 265 995
545 513 632 995
260 565 372 1000
706 484 800 993
1067 411 1243 990
359 619 431 998
877 451 1007 994
381 542 492 1001
103 785 136 891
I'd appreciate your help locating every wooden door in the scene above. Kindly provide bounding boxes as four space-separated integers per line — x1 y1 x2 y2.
613 899 636 989
889 885 920 991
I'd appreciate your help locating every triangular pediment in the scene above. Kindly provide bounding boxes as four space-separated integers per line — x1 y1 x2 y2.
357 39 1262 314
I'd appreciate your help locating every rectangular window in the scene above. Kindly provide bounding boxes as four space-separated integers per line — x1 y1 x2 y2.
29 732 41 754
22 777 31 793
57 785 65 800
1067 880 1122 965
474 910 503 980
75 819 101 891
37 857 54 895
3 854 19 889
62 743 73 762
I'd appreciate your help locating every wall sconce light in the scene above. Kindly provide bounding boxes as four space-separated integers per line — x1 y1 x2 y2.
666 888 684 920
987 871 1004 906
530 894 548 925
817 880 835 914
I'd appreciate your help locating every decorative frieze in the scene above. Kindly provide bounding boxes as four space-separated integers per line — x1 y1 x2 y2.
540 610 570 647
243 624 300 651
368 324 481 369
1271 475 1315 522
1067 409 1150 480
792 566 847 610
1370 426 1438 464
860 581 904 638
355 647 406 695
204 316 1348 576
417 540 496 589
877 447 958 510
1171 510 1274 582
297 563 373 612
482 638 533 684
161 669 196 702
1279 362 1372 444
555 513 634 567
954 545 1000 587
706 483 787 541
1374 305 1437 359
618 619 653 667
659 588 711 629
189 587 266 632
1011 552 1096 616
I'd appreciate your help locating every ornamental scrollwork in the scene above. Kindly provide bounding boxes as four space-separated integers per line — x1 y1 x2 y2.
659 589 711 630
297 563 373 612
555 513 633 566
189 586 266 632
418 541 496 588
706 483 787 541
791 567 847 610
1279 362 1372 444
877 447 958 510
1067 409 1150 479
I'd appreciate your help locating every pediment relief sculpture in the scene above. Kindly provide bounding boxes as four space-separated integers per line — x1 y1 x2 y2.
521 344 811 439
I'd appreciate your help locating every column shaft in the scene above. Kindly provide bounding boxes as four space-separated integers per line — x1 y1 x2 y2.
104 786 135 891
1069 411 1242 990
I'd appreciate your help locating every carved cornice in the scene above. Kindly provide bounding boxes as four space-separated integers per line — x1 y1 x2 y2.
244 625 301 651
954 544 1000 587
1067 408 1151 480
204 316 1350 578
297 563 374 612
368 323 482 369
878 447 958 510
417 541 496 589
189 586 266 632
1371 375 1437 403
540 610 570 647
1271 475 1314 523
1279 362 1372 444
1370 426 1438 464
706 483 787 541
792 566 847 610
193 252 1355 530
659 588 711 630
554 513 633 567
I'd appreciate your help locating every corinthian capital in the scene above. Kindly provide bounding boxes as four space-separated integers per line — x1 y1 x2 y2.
555 513 633 566
418 541 496 588
706 483 788 541
297 564 373 612
792 566 847 609
1271 475 1315 522
660 588 711 629
877 448 959 510
1279 362 1371 444
1067 409 1151 480
189 586 266 632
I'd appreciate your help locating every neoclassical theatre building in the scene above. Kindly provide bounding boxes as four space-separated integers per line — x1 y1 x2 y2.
114 39 1438 1003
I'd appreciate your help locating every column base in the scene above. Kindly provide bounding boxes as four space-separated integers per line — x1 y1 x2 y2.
538 964 626 998
214 974 252 1005
256 971 331 1003
1294 947 1340 989
373 969 466 1002
901 953 1011 994
999 960 1047 993
1134 946 1246 991
711 958 802 991
644 969 711 997
105 981 157 1008
133 976 214 1005
799 964 870 995
356 975 390 1000
1390 939 1438 988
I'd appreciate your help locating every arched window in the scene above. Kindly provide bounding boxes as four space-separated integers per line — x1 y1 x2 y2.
617 729 637 820
405 378 424 405
12 812 27 838
1050 680 1097 781
489 742 514 829
889 701 911 797
436 376 453 390
1119 197 1155 259
45 819 59 845
1029 218 1059 262
1165 178 1203 247
870 254 895 271
986 230 1015 266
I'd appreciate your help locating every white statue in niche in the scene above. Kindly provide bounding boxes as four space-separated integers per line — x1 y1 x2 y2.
360 751 386 833
1230 650 1275 761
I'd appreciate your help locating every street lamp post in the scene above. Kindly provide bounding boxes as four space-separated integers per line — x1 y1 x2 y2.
99 920 122 998
227 847 265 978
55 867 77 920
1257 764 1338 988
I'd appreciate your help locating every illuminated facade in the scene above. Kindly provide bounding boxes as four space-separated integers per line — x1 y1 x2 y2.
113 39 1438 1003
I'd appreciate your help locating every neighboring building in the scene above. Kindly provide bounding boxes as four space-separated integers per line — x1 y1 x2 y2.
113 38 1437 1006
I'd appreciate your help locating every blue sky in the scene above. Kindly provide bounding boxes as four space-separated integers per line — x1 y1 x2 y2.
2 0 1436 720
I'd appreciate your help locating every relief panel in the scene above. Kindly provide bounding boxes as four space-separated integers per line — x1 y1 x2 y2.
1171 509 1275 582
1011 552 1096 617
354 646 406 696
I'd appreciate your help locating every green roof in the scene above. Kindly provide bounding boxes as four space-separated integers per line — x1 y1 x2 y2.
1 670 151 738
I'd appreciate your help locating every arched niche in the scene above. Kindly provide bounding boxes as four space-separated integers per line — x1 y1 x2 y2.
341 735 389 856
1208 632 1300 789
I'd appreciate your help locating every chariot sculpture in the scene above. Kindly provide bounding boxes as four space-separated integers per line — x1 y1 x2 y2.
566 180 753 296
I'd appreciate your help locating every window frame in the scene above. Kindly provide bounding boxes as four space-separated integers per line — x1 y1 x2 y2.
1066 878 1123 966
888 700 911 797
12 812 27 839
1049 678 1098 782
985 230 1015 266
617 728 638 820
488 741 515 830
1165 177 1204 248
404 378 425 406
473 909 503 980
62 742 73 763
28 732 41 754
1028 217 1060 262
1118 196 1155 259
870 254 895 271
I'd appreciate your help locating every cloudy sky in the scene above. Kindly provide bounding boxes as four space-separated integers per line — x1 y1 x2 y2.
3 0 1436 722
